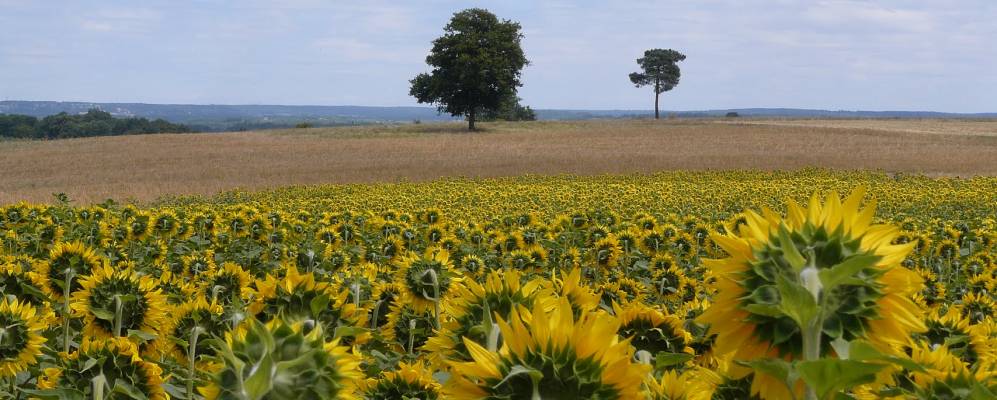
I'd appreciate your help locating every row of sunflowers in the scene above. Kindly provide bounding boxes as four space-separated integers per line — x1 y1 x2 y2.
0 170 996 399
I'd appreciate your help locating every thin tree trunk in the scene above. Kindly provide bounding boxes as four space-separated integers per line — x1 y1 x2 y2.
654 78 660 119
468 108 476 131
654 92 660 119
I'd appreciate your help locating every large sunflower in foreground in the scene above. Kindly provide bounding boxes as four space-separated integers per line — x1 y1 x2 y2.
0 299 50 377
446 298 650 399
697 188 925 399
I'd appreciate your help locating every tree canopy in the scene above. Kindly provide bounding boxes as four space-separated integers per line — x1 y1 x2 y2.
409 8 529 130
629 48 686 119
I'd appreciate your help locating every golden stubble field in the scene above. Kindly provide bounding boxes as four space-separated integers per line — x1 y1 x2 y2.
2 118 997 204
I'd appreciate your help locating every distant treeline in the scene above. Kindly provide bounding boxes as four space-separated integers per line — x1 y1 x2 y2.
0 109 192 139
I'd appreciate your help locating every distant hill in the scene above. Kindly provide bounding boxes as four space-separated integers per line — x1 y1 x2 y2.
2 101 994 131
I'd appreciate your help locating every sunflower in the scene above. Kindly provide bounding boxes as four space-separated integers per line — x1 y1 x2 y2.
424 269 555 367
459 254 486 274
640 229 669 254
71 263 168 340
38 241 105 300
199 261 253 307
383 302 437 353
651 260 689 303
698 189 925 399
446 298 650 399
155 297 227 363
899 342 997 397
644 368 720 400
395 248 461 313
38 337 168 400
958 291 996 324
934 239 961 262
362 361 443 400
613 302 693 358
180 249 216 278
0 299 50 377
592 234 623 270
251 264 368 343
556 267 601 316
369 281 404 328
0 258 52 313
915 308 995 366
201 318 362 400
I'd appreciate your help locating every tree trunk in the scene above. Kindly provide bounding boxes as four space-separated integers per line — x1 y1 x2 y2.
654 92 660 120
654 77 660 119
468 108 476 131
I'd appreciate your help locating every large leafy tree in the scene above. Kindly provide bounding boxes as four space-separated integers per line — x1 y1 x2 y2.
410 8 528 130
629 49 686 119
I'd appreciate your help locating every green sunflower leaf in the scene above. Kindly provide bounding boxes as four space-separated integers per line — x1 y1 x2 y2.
798 359 885 399
737 358 798 391
818 254 880 291
111 379 148 400
654 352 694 369
90 307 116 321
778 225 806 272
775 275 818 328
17 388 86 400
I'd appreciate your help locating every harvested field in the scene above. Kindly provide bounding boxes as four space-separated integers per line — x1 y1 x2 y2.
3 118 997 204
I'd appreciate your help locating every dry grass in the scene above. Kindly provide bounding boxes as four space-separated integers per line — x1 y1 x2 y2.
3 118 997 204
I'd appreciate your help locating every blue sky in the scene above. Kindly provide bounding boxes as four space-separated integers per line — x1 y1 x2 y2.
1 0 995 112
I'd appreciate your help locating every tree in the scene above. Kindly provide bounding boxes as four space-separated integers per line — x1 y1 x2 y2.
481 96 536 121
410 8 528 130
629 49 686 119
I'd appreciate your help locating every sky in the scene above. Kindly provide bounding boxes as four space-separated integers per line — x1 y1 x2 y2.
1 0 995 112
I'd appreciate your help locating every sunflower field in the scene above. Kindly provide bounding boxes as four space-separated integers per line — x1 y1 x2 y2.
1 169 996 399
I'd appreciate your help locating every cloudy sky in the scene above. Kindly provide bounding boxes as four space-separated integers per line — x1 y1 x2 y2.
1 0 995 112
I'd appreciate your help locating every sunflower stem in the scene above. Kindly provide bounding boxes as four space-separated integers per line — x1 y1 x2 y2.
421 268 442 330
112 295 123 338
187 326 204 400
352 283 361 308
487 323 501 352
407 318 417 354
370 300 382 329
92 374 107 400
62 269 74 353
798 249 823 400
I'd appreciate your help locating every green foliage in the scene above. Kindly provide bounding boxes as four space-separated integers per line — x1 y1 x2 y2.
0 109 191 140
409 8 529 130
480 96 536 122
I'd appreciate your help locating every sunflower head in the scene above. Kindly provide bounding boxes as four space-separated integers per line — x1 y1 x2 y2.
39 337 167 400
395 248 461 313
0 299 49 378
613 302 693 359
424 269 555 367
202 317 361 400
71 263 167 340
362 361 442 400
698 189 925 395
41 241 105 299
446 297 650 400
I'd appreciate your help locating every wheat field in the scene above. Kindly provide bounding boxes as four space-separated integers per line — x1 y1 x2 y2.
3 118 997 204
